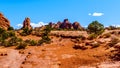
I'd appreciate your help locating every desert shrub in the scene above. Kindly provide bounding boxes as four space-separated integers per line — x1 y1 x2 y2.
16 42 27 49
8 31 15 37
8 26 14 30
0 36 23 47
6 36 23 47
0 28 5 33
24 39 31 43
0 28 15 40
24 39 37 46
108 37 120 47
0 29 15 46
87 21 104 35
0 40 8 46
20 27 32 36
38 36 51 44
38 25 51 45
29 40 37 46
1 31 9 40
87 33 98 40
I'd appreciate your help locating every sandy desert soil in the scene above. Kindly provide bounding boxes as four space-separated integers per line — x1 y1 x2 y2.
0 31 120 68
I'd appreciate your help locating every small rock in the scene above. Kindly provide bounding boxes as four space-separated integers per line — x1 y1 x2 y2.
73 44 87 50
28 52 31 54
114 43 120 49
0 53 3 56
4 53 7 56
22 61 25 64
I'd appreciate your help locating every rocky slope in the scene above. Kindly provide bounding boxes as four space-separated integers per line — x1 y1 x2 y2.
0 30 120 68
0 13 10 30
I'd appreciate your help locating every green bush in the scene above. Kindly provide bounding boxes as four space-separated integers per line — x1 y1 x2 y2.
0 28 14 40
24 39 37 46
87 21 104 35
24 39 31 43
8 31 15 37
6 36 23 47
29 40 37 46
8 26 14 30
0 40 8 47
16 42 27 49
1 31 9 40
0 28 5 33
38 37 51 45
20 27 32 36
38 25 51 45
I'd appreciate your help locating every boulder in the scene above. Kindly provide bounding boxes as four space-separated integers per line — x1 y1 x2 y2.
49 22 56 28
22 17 32 29
54 21 62 29
48 19 84 30
73 44 87 50
114 43 120 49
60 19 73 29
72 22 83 30
0 13 10 30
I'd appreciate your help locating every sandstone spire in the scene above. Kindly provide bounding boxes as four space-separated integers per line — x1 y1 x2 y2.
22 17 32 29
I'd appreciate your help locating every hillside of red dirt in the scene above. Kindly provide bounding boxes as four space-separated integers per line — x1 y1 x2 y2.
0 30 120 68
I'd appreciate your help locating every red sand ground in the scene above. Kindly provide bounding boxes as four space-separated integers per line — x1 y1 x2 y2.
0 31 120 68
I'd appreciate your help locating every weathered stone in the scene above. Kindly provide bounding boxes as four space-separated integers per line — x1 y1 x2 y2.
60 19 73 29
72 22 83 30
114 43 120 49
73 44 87 50
0 13 10 30
22 17 32 29
54 21 62 29
48 19 83 30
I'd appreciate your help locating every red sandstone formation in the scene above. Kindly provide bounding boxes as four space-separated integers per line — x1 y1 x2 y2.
0 13 10 30
22 17 32 29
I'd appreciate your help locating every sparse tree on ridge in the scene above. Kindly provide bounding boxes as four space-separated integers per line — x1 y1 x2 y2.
87 20 104 35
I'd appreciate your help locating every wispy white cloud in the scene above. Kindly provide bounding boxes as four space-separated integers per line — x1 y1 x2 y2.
16 24 23 28
31 22 47 28
93 12 104 16
88 12 104 16
16 22 47 29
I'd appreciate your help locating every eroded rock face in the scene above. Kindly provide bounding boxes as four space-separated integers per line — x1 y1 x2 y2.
54 21 62 29
0 13 10 30
60 19 73 29
48 19 83 30
72 22 82 30
22 17 32 29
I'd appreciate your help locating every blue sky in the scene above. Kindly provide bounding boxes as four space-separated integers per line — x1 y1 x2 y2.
0 0 120 28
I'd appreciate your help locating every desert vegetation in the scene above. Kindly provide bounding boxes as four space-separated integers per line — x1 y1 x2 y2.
20 27 33 36
0 13 120 68
87 21 104 40
38 25 51 45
